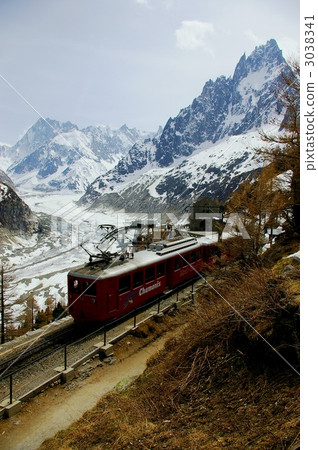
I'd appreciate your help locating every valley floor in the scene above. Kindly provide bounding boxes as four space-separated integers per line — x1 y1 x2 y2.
0 191 122 319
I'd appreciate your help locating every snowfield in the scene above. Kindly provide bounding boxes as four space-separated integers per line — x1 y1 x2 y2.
93 125 277 204
1 192 123 318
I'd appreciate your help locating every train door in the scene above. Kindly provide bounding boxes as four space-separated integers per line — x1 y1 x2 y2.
99 278 118 318
106 292 118 314
166 257 175 288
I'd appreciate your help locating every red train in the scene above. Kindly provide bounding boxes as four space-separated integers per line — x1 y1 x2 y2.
68 236 219 323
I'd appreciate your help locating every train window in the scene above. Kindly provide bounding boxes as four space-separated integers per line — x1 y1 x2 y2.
145 266 155 283
197 249 201 259
133 271 143 288
174 258 180 270
119 275 131 294
183 254 190 265
190 252 196 262
157 263 165 277
70 279 81 294
82 281 97 296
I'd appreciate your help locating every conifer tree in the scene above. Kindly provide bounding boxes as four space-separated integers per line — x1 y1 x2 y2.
226 59 300 255
52 301 67 320
257 59 300 234
226 164 287 254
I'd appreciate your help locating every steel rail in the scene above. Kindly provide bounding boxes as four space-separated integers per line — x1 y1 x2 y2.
0 276 202 383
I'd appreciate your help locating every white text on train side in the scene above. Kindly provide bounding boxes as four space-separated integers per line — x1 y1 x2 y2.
139 281 161 296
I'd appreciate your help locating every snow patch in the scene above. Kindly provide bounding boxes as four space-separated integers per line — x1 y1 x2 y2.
0 183 9 202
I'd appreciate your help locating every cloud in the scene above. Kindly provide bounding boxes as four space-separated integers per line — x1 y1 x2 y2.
244 31 299 59
175 20 214 51
244 30 263 46
135 0 174 8
277 36 299 58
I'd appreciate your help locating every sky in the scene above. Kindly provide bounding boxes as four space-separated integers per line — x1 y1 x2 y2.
0 0 300 145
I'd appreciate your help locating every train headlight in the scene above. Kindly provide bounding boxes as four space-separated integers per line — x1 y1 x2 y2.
92 298 96 304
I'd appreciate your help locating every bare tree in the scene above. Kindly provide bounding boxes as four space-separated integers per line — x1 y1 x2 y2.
0 264 15 343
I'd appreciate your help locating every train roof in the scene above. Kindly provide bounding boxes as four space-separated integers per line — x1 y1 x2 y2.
68 235 217 280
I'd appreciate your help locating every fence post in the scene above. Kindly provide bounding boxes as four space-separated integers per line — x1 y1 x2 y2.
103 327 107 346
9 374 13 404
134 310 137 328
157 298 161 314
64 345 67 370
191 283 194 301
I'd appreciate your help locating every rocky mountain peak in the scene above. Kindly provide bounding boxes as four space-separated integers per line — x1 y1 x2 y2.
233 39 284 86
233 53 248 86
152 39 285 169
119 124 130 133
81 39 288 210
249 39 284 68
11 118 78 163
3 119 155 193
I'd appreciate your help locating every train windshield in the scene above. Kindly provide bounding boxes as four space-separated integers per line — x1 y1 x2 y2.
69 279 97 296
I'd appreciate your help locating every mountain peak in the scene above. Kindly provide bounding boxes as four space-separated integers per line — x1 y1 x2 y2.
247 38 284 71
233 53 248 86
265 38 281 51
10 117 79 163
233 39 284 87
34 117 78 134
80 39 288 208
6 120 155 193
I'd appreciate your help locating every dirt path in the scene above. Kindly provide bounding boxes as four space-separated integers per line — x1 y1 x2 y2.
0 329 174 450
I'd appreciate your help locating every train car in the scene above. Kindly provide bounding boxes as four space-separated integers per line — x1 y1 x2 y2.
68 236 219 323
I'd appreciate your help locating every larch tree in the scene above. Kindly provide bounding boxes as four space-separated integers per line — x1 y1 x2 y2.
225 58 300 255
226 163 287 254
257 58 300 235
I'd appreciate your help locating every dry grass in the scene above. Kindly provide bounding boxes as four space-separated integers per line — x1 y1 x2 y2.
41 241 300 450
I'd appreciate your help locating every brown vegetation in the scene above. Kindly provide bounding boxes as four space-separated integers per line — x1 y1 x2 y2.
40 239 300 449
256 59 300 236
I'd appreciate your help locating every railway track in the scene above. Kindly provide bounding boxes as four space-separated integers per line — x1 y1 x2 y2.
0 277 204 405
0 322 99 379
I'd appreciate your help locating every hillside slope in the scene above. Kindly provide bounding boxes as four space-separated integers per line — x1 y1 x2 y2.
0 182 38 234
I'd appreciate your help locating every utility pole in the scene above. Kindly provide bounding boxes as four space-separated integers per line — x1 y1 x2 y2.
31 297 34 331
1 266 4 344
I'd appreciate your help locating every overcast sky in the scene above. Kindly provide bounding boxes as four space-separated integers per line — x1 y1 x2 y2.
0 0 300 145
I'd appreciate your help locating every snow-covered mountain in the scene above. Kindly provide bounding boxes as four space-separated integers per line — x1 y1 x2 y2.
4 119 155 192
0 143 12 171
81 39 287 211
